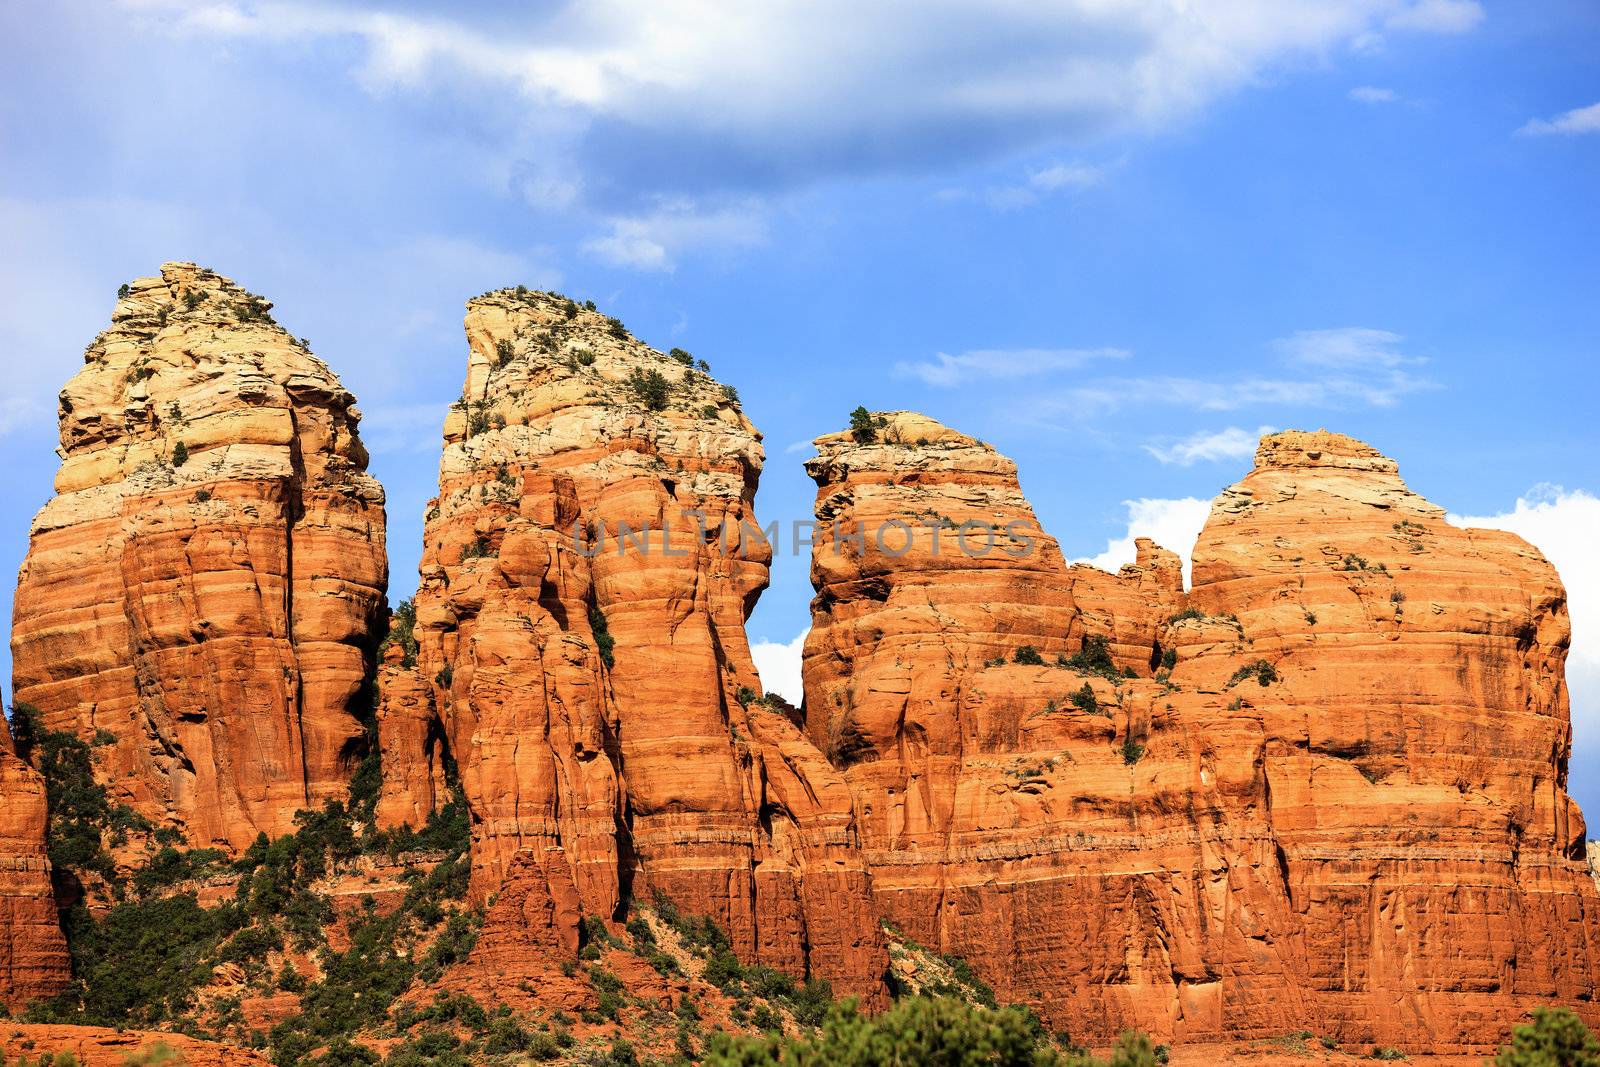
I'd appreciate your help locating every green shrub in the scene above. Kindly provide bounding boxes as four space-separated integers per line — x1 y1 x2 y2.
1069 684 1098 716
626 368 671 411
171 441 189 467
669 347 694 365
1493 1006 1600 1066
1013 646 1045 666
494 338 514 365
849 406 886 444
382 599 420 670
1121 739 1146 766
589 605 616 668
1226 660 1279 688
1061 635 1120 681
703 995 1092 1066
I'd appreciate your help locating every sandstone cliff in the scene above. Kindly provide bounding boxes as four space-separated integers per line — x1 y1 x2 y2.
1185 429 1599 1048
377 289 885 1000
0 730 69 1012
802 417 1600 1052
10 263 388 855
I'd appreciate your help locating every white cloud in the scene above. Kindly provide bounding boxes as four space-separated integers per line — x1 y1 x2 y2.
125 0 1489 202
1518 101 1600 137
752 631 807 705
1029 162 1106 192
1144 425 1275 466
1023 326 1433 424
1073 497 1212 587
1384 0 1484 33
582 199 767 271
1349 86 1399 103
896 347 1128 388
942 160 1112 209
1273 326 1419 369
1448 487 1600 742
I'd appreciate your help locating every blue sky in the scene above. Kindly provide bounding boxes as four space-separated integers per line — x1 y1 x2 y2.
3 1 1597 811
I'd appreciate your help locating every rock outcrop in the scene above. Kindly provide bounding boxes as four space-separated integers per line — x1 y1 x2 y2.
1 1024 272 1067
1184 429 1600 1049
10 264 388 855
802 417 1600 1052
0 731 69 1012
377 289 885 1000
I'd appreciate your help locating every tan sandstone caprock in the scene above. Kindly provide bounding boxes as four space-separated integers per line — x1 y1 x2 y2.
10 263 388 857
801 417 1600 1054
375 288 886 1001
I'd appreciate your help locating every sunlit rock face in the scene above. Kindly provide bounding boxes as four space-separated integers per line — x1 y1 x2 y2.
0 730 70 1011
376 289 886 1001
802 417 1600 1052
10 263 388 856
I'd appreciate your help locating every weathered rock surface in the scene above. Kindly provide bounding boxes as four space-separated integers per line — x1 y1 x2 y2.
10 263 388 854
0 731 69 1012
1 1023 272 1067
802 418 1600 1052
377 289 886 1000
1185 429 1600 1050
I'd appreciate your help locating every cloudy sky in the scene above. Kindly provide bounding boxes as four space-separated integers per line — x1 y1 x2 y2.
2 1 1597 810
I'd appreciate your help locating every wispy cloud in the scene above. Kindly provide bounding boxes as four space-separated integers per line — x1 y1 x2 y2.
1272 327 1419 370
1018 327 1434 424
360 403 452 456
1144 425 1276 466
939 159 1111 209
1383 0 1484 33
1518 101 1600 137
895 347 1128 388
1349 86 1399 104
581 198 767 271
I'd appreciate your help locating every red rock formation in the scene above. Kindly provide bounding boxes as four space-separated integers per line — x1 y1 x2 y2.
802 417 1600 1053
10 264 388 855
372 644 449 832
0 730 69 1012
1184 429 1600 1050
377 289 885 1000
1 1024 272 1067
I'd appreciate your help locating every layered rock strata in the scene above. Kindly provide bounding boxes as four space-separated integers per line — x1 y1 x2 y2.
376 289 885 999
10 263 388 854
802 417 1599 1051
0 730 70 1011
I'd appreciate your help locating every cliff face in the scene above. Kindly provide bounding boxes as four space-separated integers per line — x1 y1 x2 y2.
802 418 1600 1052
10 264 388 854
1184 429 1599 1048
377 289 885 999
0 731 69 1011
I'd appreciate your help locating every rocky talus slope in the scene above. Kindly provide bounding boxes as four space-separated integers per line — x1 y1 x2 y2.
0 732 69 1012
9 263 388 856
802 416 1600 1052
375 288 886 1002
